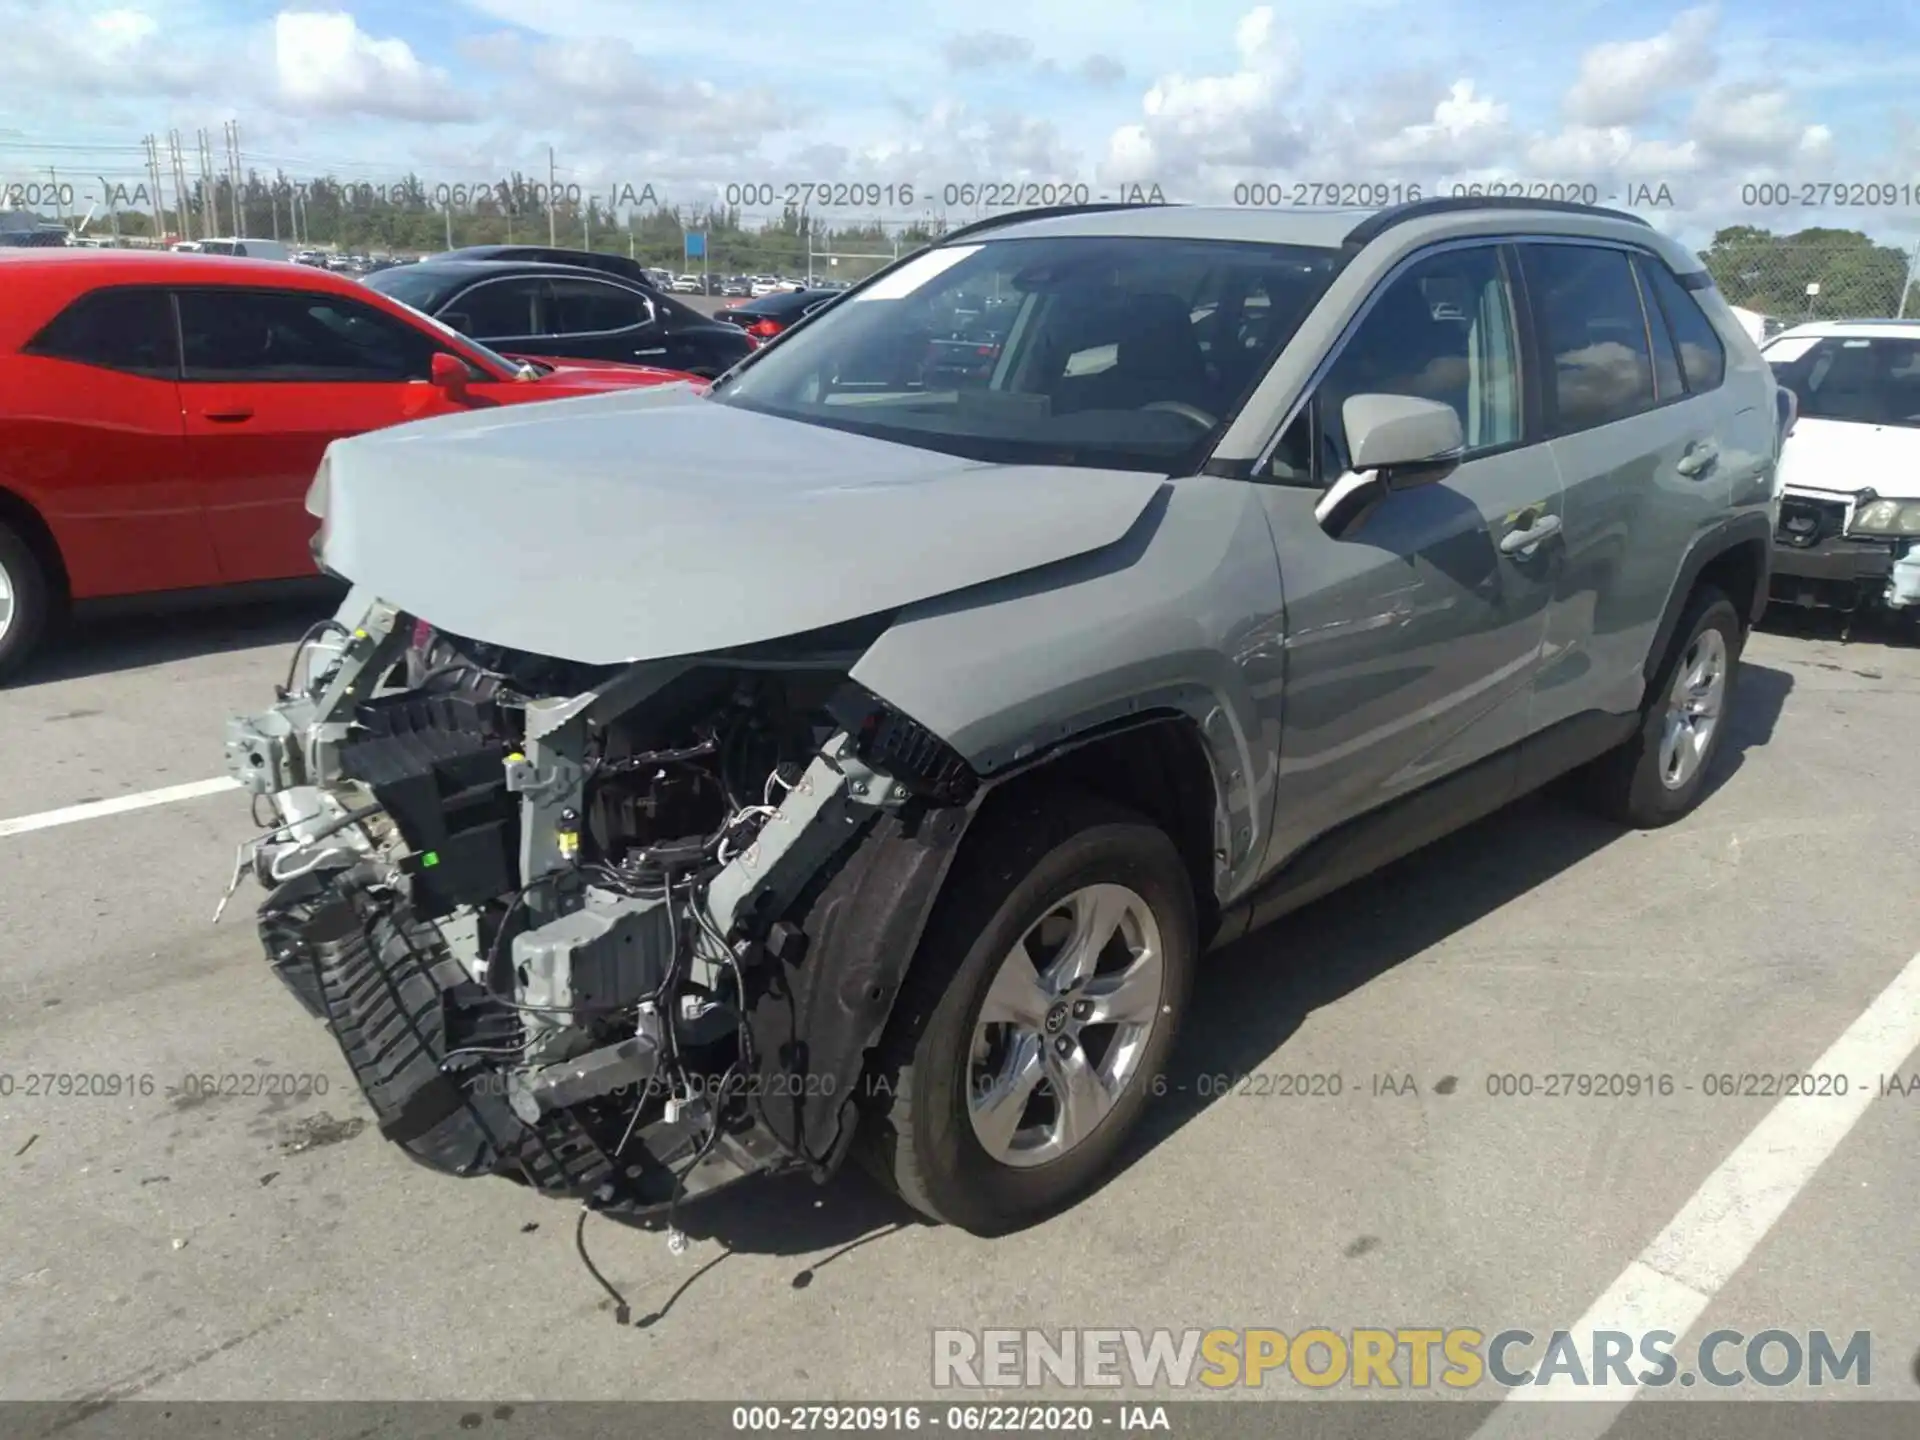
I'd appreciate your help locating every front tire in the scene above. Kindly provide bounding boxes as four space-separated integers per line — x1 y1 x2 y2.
1580 584 1741 827
861 789 1196 1234
0 521 52 685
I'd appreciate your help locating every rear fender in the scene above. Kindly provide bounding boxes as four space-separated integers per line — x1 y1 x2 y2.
1644 509 1774 682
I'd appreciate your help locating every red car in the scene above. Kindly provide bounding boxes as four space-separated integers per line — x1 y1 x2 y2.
0 250 701 679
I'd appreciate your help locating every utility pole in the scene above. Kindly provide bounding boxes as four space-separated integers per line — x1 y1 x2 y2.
195 128 218 237
1900 241 1919 320
547 146 558 245
224 119 243 235
46 162 62 230
167 130 192 241
443 203 452 250
143 134 165 243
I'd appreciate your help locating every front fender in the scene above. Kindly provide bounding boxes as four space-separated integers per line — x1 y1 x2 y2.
848 477 1287 906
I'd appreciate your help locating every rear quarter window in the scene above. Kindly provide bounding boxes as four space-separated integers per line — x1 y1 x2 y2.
22 286 178 377
1637 258 1727 393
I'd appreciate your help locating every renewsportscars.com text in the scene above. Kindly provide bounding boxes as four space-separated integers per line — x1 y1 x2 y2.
932 1327 1872 1390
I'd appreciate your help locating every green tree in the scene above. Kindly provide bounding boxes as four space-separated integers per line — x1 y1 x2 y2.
1701 226 1915 320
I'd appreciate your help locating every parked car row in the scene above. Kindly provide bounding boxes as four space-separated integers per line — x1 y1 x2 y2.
711 286 843 344
1761 319 1920 632
363 257 754 376
3 209 1914 694
0 248 710 677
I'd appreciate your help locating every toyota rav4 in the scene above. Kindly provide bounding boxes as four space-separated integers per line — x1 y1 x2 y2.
222 198 1782 1237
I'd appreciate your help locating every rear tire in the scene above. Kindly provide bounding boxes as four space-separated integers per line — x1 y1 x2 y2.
1580 585 1742 827
0 521 52 685
860 788 1196 1235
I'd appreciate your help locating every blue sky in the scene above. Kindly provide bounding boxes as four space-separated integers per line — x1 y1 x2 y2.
3 0 1919 244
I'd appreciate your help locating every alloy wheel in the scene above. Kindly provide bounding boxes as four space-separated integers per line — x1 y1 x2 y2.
966 883 1164 1168
1658 627 1728 790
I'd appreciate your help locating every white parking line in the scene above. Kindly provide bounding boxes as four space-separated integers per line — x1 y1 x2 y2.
1471 944 1920 1436
0 776 240 838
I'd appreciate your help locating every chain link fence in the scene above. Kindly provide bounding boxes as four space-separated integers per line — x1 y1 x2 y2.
1697 240 1920 331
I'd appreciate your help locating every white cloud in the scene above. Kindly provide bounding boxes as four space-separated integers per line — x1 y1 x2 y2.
1689 82 1827 165
1100 4 1306 186
273 11 473 122
0 1 209 95
837 97 1080 186
1523 125 1702 177
0 0 1911 246
1563 5 1718 128
91 8 158 48
461 31 794 167
1360 81 1509 168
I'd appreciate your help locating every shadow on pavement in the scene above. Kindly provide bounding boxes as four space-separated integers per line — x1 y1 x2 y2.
1699 658 1792 800
1114 658 1796 1188
15 593 336 687
603 661 1804 1273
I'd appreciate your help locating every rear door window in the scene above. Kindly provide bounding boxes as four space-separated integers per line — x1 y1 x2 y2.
1521 244 1659 434
537 278 652 335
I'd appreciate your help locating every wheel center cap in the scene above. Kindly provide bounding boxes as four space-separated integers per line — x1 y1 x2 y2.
1043 1002 1069 1035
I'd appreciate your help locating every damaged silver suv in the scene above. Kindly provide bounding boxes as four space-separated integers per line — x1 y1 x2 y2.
223 198 1781 1235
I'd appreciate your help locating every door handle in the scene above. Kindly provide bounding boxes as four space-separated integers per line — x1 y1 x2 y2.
1499 512 1562 555
1676 442 1719 477
632 347 669 356
200 407 253 423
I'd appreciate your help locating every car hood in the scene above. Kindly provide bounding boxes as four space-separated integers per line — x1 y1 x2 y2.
504 356 703 392
1779 418 1920 501
312 385 1168 666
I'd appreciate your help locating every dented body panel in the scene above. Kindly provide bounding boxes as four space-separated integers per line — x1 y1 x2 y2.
851 478 1285 904
308 384 1167 666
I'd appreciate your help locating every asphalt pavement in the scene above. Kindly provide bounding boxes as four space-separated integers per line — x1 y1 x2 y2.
2 600 1917 1416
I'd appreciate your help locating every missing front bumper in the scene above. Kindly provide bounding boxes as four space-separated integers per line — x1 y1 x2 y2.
1769 534 1901 612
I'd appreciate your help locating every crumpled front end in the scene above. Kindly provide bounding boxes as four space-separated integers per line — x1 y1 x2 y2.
221 588 979 1216
1768 488 1920 616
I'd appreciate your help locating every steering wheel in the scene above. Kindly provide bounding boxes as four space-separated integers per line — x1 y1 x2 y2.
1139 399 1219 429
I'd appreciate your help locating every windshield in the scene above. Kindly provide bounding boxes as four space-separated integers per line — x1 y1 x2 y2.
709 234 1344 471
363 264 464 315
1767 334 1920 429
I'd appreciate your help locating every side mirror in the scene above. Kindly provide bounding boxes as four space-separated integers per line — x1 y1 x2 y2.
1315 394 1466 539
430 351 471 399
1774 384 1798 443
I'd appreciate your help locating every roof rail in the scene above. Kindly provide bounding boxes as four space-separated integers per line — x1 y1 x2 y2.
1343 194 1653 248
933 200 1182 247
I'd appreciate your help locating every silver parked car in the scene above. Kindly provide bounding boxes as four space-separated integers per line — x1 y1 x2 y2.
223 198 1781 1236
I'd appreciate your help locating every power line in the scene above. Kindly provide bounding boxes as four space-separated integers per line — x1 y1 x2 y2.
0 140 150 154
